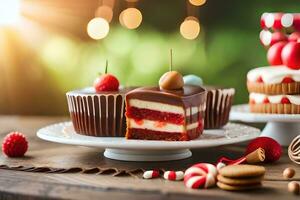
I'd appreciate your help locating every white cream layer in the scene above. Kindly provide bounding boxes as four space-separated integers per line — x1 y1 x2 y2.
247 66 300 84
249 93 300 105
128 119 199 133
129 99 200 116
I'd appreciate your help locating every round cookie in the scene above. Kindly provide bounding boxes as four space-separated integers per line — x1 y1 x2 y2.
217 181 262 191
219 164 266 178
217 174 263 186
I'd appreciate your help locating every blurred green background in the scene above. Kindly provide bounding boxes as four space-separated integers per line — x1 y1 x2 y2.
0 0 299 115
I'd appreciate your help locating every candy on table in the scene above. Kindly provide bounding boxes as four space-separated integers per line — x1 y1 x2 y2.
216 148 266 170
163 171 184 181
184 163 217 189
288 181 300 195
143 170 160 179
283 168 296 179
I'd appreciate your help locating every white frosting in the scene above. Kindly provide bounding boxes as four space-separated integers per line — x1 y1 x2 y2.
249 93 300 105
129 99 200 116
247 66 300 84
128 119 198 132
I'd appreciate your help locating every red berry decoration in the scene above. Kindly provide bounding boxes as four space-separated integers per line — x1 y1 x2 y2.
289 32 300 42
245 137 282 163
2 132 28 157
282 41 300 70
94 60 119 92
267 41 287 65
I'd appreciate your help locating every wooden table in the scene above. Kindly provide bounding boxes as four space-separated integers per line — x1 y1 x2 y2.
0 116 299 200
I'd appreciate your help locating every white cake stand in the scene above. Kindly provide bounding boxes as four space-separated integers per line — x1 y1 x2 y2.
230 104 300 146
37 121 260 162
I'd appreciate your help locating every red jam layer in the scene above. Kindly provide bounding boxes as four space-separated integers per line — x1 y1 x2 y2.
253 76 295 84
249 97 291 104
126 128 202 141
126 107 185 125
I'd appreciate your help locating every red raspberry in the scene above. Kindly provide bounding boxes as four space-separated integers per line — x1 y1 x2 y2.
256 76 264 83
281 97 291 104
2 132 28 157
282 77 294 84
94 74 119 92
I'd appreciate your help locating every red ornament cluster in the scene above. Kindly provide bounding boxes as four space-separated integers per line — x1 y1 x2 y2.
245 137 282 163
260 13 300 70
2 132 28 157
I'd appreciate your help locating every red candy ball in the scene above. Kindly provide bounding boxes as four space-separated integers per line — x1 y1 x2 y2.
245 137 282 163
282 41 300 70
267 41 287 65
270 32 287 46
289 32 300 42
2 132 28 157
94 74 119 92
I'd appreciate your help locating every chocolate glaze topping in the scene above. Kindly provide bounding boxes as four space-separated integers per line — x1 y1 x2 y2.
126 85 207 107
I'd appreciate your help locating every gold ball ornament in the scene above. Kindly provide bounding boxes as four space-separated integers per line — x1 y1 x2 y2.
159 71 184 90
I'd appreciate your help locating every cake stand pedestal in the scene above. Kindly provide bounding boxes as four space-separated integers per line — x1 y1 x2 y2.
230 104 300 146
104 149 192 161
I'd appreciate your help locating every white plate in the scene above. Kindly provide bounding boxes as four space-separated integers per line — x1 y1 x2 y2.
37 122 260 161
230 104 300 146
230 104 300 122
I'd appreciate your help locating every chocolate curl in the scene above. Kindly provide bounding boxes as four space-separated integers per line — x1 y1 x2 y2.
245 148 266 164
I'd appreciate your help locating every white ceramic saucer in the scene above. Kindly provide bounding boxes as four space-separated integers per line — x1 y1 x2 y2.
37 122 260 161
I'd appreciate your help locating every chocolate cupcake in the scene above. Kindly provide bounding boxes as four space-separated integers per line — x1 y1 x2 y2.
183 74 235 129
204 87 235 129
66 87 133 137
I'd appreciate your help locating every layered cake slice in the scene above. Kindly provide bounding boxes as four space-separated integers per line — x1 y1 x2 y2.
125 84 207 141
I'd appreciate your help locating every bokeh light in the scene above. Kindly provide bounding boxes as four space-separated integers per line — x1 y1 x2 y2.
0 0 21 25
180 17 200 40
87 17 110 40
119 8 142 29
189 0 206 6
95 5 113 23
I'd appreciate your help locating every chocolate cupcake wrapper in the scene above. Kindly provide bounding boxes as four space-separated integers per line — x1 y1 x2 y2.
249 103 300 114
204 88 235 129
66 94 126 137
247 81 300 95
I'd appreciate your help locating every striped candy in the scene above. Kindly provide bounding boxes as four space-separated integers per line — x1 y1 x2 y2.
143 170 160 179
163 171 184 181
184 163 217 189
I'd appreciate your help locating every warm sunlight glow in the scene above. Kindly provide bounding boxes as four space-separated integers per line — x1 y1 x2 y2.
0 0 21 25
180 17 200 40
189 0 206 6
87 17 110 40
119 8 142 29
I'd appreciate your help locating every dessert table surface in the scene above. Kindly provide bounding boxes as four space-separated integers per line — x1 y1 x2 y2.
0 115 299 200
